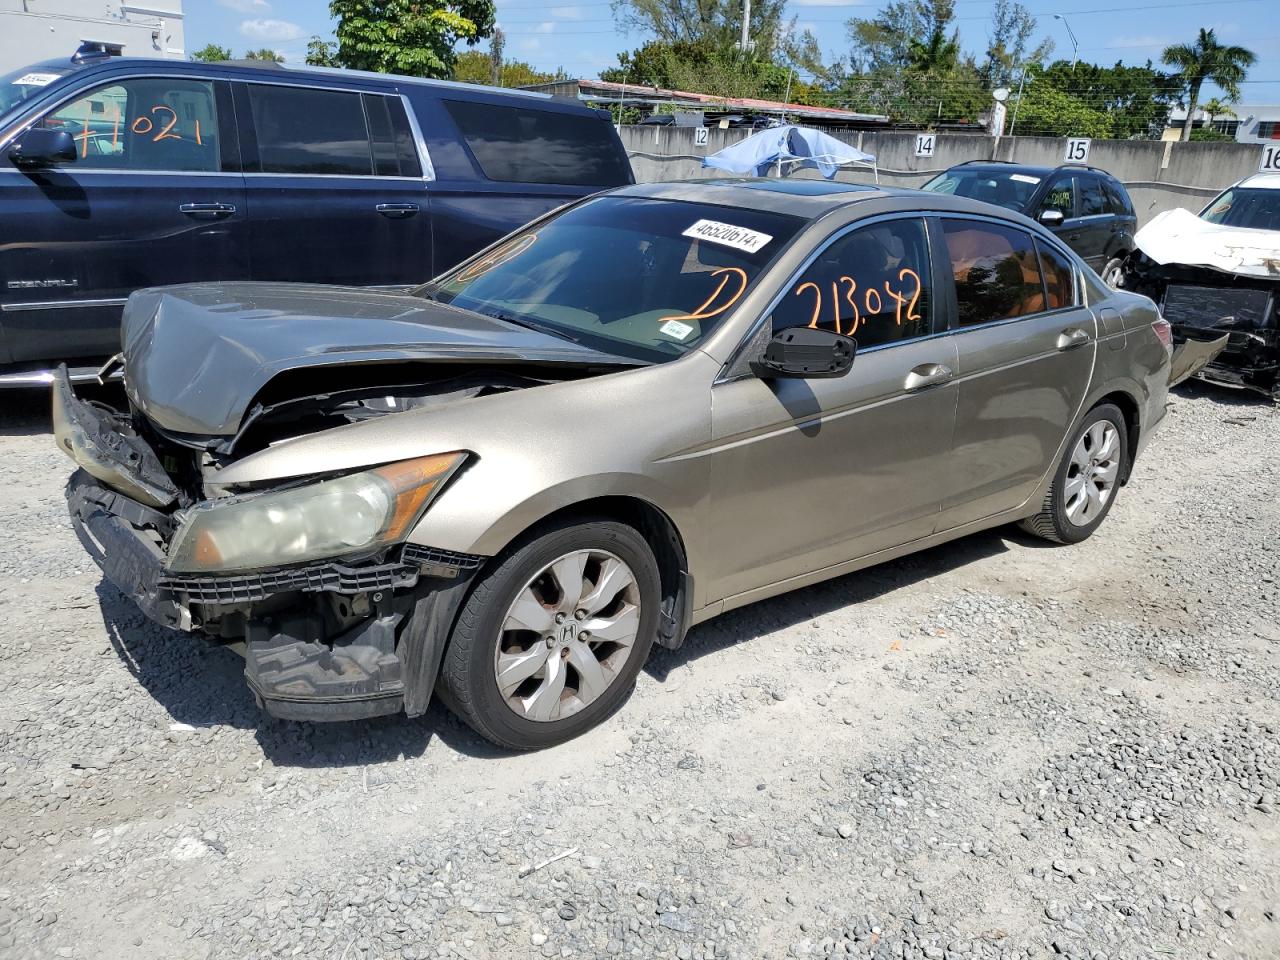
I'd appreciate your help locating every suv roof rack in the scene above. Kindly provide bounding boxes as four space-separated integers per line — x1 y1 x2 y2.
1058 163 1114 176
957 159 1017 165
224 59 287 69
72 40 125 64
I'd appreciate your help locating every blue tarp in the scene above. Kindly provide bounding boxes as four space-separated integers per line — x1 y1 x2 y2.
701 125 877 180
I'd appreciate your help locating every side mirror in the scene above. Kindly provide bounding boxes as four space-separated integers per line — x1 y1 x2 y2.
8 127 77 168
1039 209 1065 227
751 326 856 379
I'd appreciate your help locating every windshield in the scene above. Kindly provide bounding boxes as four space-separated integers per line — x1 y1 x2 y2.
0 63 74 119
922 168 1042 212
429 196 804 363
1200 188 1280 231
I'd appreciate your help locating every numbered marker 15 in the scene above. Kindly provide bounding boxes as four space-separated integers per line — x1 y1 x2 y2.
1261 143 1280 173
1065 138 1091 163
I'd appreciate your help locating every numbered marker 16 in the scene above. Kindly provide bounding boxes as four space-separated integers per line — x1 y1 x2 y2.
1065 138 1091 164
1261 143 1280 173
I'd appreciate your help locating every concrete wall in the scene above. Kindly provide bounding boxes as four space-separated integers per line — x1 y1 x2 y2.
620 126 1266 227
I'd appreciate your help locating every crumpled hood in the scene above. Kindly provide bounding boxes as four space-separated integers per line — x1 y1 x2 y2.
121 282 632 437
1134 208 1280 280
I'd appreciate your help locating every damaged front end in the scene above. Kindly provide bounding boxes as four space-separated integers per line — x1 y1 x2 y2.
1122 254 1278 395
57 284 640 720
58 370 485 720
1120 206 1280 396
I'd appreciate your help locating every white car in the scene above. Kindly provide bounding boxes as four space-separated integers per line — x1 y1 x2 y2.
1120 172 1280 395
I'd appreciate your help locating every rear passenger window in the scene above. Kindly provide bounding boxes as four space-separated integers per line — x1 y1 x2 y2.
1102 179 1131 216
1036 240 1077 310
247 85 371 175
38 78 220 172
1079 177 1107 217
940 220 1046 325
443 100 630 187
771 219 932 348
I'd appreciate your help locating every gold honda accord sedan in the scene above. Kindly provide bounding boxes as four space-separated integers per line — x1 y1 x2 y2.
56 179 1179 749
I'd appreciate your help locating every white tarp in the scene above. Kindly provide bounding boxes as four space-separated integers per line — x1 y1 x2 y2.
1134 207 1280 280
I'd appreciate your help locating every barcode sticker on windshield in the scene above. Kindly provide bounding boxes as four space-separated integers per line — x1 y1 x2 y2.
660 319 694 341
683 219 773 253
15 72 59 86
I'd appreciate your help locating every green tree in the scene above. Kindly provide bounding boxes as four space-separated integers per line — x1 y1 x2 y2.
306 37 339 66
1010 72 1112 138
243 48 285 62
846 0 957 73
610 0 790 60
1026 60 1179 139
452 50 567 87
191 43 232 62
327 0 496 78
1161 28 1255 141
982 0 1052 87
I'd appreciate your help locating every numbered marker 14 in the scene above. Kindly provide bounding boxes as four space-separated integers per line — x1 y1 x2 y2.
914 134 935 158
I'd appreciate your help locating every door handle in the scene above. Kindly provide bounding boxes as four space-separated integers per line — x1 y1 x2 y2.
178 202 235 220
376 202 420 219
904 362 954 391
1057 327 1092 351
1068 233 1081 241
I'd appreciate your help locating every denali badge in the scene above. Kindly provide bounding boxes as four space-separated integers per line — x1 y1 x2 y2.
7 279 79 289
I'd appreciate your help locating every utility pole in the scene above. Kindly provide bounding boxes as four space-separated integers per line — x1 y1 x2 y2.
739 0 751 52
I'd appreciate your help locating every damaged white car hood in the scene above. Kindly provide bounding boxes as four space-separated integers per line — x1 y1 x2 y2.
1134 208 1280 279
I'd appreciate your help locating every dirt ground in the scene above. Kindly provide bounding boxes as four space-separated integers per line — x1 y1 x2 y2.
1 382 1278 960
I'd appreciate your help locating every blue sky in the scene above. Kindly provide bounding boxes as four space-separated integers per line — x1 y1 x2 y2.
188 0 1280 101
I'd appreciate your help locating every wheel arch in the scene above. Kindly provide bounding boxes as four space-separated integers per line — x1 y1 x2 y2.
1088 387 1141 484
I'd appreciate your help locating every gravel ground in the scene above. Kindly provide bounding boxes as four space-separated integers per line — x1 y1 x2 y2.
1 382 1278 960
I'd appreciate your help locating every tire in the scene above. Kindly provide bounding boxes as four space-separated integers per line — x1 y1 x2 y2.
438 517 660 750
1101 256 1126 289
1020 403 1128 545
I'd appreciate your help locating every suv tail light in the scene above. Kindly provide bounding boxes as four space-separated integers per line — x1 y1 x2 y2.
1151 317 1173 351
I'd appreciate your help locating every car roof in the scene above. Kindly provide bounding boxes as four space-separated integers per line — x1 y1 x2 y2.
613 178 1043 222
945 161 1120 181
1235 172 1280 190
21 54 558 103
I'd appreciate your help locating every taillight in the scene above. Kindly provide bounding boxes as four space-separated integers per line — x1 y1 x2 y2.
1151 317 1173 351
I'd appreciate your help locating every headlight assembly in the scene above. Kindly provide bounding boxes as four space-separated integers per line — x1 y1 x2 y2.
166 453 466 573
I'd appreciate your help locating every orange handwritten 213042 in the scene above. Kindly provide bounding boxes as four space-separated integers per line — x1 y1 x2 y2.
793 268 923 336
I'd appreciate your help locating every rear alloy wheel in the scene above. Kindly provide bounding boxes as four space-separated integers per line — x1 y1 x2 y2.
1101 257 1126 288
439 519 659 750
1020 403 1128 545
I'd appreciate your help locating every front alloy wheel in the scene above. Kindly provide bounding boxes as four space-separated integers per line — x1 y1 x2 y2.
495 549 642 722
439 518 660 750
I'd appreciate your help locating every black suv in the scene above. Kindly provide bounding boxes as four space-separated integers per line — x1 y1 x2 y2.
923 161 1137 284
0 43 633 384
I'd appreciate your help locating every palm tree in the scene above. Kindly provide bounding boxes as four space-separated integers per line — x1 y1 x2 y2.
1202 96 1236 122
1162 29 1255 141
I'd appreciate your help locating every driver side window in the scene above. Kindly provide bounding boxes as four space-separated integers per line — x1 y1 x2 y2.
771 218 933 349
1040 176 1075 218
37 77 220 172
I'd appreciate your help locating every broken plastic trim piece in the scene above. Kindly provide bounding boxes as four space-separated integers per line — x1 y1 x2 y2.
1169 334 1231 388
